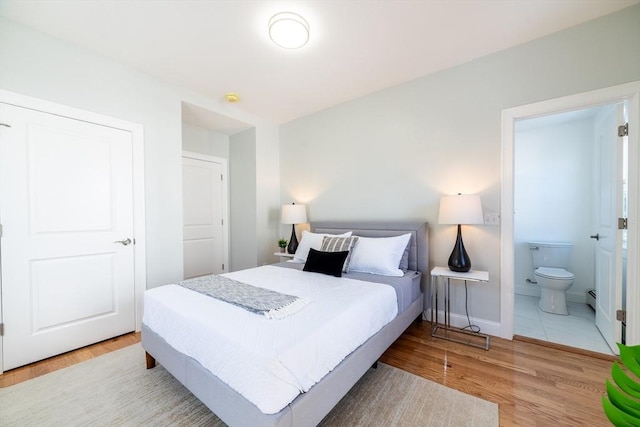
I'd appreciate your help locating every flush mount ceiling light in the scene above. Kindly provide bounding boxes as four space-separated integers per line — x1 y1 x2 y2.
269 12 309 49
224 93 240 103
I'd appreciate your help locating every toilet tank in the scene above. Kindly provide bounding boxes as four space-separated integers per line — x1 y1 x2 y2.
528 242 574 269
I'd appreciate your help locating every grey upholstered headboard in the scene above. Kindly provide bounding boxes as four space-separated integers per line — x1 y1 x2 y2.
310 221 429 273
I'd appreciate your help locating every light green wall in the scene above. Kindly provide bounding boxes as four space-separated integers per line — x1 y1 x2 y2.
279 5 640 324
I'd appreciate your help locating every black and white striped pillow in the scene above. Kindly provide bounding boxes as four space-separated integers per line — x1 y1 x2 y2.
321 236 359 272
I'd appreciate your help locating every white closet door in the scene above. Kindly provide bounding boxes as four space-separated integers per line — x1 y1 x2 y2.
0 103 136 370
182 155 227 278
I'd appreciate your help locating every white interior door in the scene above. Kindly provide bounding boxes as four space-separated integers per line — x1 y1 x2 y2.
182 153 227 279
594 103 625 354
0 103 136 371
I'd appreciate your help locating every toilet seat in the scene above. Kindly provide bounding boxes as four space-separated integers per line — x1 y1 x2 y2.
535 267 574 280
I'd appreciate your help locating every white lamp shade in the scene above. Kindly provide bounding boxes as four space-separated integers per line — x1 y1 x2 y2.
438 194 484 225
281 203 307 224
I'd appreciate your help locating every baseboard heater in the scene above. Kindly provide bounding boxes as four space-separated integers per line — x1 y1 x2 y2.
587 289 596 311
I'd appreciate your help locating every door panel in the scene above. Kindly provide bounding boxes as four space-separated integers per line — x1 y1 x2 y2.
184 239 217 279
0 103 135 370
31 254 116 331
30 125 113 232
182 156 225 279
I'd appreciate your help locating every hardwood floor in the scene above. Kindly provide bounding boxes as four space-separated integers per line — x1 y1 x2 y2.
380 321 613 427
1 324 614 426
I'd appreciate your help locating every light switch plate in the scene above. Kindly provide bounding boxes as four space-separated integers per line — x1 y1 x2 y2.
484 211 500 225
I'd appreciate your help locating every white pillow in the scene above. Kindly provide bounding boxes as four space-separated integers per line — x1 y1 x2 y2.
293 230 353 263
348 233 412 277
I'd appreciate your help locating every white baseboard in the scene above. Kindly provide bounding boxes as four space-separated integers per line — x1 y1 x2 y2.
425 309 501 338
566 290 587 304
515 286 587 304
515 284 539 298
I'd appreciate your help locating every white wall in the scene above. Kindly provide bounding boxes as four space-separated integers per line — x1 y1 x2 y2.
279 6 640 328
182 123 230 159
0 17 280 288
255 125 281 265
229 128 257 271
514 116 596 303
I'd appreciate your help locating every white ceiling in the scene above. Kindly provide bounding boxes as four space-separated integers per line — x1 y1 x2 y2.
1 0 637 125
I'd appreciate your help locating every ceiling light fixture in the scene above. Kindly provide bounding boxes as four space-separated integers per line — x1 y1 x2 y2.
224 93 240 103
269 12 309 49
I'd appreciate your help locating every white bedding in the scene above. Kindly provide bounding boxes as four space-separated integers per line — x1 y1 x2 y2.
142 265 398 414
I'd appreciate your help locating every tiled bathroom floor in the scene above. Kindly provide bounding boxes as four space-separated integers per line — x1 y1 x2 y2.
514 294 614 355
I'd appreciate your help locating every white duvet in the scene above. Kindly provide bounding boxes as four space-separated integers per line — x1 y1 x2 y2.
143 265 398 414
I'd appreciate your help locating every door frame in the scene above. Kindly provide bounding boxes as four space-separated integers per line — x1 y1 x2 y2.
500 81 640 345
0 90 147 372
182 151 229 276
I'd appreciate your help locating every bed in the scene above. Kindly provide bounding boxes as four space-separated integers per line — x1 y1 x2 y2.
142 221 428 427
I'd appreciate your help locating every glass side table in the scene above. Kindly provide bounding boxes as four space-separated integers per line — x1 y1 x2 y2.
430 266 490 350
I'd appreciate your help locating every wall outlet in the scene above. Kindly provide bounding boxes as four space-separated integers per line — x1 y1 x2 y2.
484 211 500 225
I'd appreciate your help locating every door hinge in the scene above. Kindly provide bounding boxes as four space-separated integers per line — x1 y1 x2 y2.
618 123 628 137
0 223 3 237
618 218 628 230
222 263 225 271
616 309 626 325
0 323 4 336
221 174 223 181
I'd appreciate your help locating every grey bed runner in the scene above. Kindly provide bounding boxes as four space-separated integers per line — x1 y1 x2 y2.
179 274 310 319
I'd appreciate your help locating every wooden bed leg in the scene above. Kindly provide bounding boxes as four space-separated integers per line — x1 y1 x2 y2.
145 352 156 369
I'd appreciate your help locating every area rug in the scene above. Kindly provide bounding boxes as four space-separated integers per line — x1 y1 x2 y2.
0 344 498 426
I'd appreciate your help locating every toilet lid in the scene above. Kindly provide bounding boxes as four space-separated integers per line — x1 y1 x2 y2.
535 267 574 280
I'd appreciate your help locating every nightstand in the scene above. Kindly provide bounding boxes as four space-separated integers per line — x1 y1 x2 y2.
274 252 295 262
430 266 490 350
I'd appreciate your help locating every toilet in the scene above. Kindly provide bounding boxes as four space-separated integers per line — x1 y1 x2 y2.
528 242 575 315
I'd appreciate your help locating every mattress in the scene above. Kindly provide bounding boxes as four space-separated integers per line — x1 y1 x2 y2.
142 265 400 414
276 261 421 312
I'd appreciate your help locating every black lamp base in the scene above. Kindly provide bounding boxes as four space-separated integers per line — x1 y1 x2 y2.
448 224 471 272
287 224 299 254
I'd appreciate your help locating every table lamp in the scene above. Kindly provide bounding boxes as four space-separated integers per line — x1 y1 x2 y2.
281 203 307 254
438 193 484 272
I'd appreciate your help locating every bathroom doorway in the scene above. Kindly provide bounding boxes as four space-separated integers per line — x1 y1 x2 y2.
499 81 640 356
512 103 627 355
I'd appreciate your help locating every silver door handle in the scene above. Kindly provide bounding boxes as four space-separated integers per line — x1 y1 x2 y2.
114 238 132 246
590 234 600 241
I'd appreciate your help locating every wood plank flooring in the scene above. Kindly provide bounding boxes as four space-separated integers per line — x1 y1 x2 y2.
380 321 613 427
0 323 614 426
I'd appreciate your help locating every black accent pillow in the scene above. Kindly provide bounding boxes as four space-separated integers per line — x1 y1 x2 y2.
303 248 349 277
